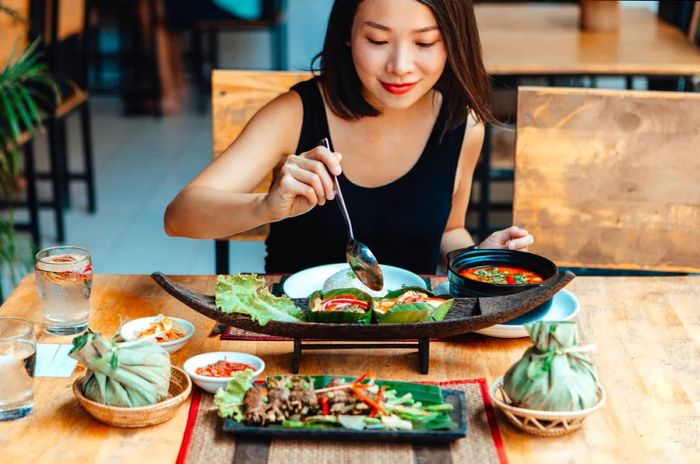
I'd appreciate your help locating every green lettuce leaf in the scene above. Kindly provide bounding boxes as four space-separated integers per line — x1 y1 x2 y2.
214 370 255 420
215 274 303 325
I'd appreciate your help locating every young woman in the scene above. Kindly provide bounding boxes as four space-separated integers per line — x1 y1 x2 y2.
165 0 534 274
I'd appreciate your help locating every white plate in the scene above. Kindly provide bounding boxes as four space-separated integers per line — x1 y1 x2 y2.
183 352 265 394
282 263 427 298
474 289 580 338
119 316 195 353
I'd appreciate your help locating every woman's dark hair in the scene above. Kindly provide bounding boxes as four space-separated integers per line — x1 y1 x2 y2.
312 0 496 133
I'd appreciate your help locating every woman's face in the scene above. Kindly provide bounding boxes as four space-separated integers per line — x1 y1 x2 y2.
350 0 448 111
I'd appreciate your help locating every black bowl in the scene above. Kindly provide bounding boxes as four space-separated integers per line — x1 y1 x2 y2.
447 248 559 313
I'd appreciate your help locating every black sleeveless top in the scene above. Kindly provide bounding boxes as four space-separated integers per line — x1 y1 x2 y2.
264 78 467 274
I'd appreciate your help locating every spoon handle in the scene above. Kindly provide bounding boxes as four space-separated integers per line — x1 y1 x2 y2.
319 138 354 239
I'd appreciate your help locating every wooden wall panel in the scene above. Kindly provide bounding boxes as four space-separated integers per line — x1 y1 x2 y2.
514 86 700 272
211 70 311 240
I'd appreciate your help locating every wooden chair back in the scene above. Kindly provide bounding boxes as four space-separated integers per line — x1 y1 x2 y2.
211 70 311 241
44 0 86 44
46 0 88 85
0 0 30 69
513 86 700 273
689 1 700 45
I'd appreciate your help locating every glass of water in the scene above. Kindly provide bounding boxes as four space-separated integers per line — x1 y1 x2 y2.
35 246 93 335
0 318 36 420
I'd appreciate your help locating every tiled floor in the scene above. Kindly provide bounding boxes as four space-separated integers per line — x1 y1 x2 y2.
24 95 266 277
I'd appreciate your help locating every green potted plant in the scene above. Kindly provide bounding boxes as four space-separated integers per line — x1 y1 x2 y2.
0 6 59 299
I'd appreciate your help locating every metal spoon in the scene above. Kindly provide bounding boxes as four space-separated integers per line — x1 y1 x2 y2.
319 138 384 291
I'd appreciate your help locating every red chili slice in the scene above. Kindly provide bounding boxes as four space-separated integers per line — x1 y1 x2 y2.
321 297 369 312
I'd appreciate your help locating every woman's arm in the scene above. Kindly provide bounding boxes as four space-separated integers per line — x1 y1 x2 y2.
164 91 303 238
165 89 342 240
439 117 534 270
439 115 483 269
166 86 344 242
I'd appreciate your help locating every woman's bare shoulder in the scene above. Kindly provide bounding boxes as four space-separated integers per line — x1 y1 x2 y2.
228 89 305 159
454 111 485 180
466 111 484 132
462 111 485 152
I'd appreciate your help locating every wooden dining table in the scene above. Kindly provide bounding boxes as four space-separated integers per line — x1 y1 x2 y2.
0 273 698 463
476 3 700 78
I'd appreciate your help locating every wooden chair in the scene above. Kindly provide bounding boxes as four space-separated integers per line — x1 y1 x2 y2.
211 69 310 274
513 86 700 273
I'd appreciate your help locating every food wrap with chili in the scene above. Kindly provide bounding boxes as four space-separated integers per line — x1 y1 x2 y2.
372 287 453 324
306 288 373 324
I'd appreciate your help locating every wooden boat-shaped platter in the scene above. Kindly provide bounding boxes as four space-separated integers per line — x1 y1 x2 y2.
151 271 575 340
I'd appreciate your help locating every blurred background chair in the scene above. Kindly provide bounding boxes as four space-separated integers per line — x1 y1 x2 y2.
0 0 41 244
211 70 307 274
1 0 95 245
192 0 288 113
25 0 96 242
513 86 700 273
86 0 162 115
658 0 697 34
650 0 700 91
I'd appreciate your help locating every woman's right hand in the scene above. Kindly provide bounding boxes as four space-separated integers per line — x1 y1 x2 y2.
263 145 343 221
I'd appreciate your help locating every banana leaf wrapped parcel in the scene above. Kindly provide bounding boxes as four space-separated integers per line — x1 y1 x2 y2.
306 288 373 324
70 330 171 407
503 321 599 412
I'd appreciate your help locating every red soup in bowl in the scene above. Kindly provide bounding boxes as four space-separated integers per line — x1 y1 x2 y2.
459 266 544 285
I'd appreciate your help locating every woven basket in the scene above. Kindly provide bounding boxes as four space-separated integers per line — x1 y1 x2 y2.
489 376 606 437
73 366 192 428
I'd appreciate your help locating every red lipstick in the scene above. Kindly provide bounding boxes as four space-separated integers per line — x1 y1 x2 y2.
380 81 417 95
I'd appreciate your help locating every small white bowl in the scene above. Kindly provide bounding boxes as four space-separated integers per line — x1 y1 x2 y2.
119 316 195 353
183 352 265 394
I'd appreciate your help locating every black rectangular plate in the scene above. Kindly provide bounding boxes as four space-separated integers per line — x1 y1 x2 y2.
222 390 467 442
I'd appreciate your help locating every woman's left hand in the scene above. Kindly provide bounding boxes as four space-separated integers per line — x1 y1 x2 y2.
478 226 534 251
